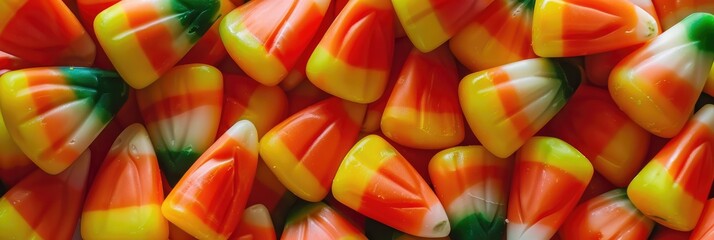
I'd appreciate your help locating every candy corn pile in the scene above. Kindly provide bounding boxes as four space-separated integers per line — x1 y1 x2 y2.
1 0 714 239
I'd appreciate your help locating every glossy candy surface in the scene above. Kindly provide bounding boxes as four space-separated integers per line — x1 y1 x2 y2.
332 135 450 238
162 120 259 240
230 204 276 240
94 0 221 89
281 202 367 240
219 73 288 138
81 123 168 240
627 104 714 231
609 13 714 138
459 58 581 158
0 67 128 174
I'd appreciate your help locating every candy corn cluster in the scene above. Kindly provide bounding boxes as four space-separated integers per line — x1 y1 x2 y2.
1 0 714 239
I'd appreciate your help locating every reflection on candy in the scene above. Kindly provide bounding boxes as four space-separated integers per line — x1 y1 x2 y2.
429 146 512 240
281 202 367 240
0 0 95 66
220 0 331 86
558 188 655 240
459 58 581 158
178 0 236 66
392 0 494 53
449 0 537 71
381 46 464 150
230 204 276 240
332 135 450 238
532 0 659 57
0 150 90 240
542 85 651 187
691 199 714 239
81 124 168 240
94 0 221 89
162 120 259 240
306 0 394 104
627 104 714 231
0 67 128 174
261 97 366 202
219 73 288 138
137 64 223 186
0 109 35 187
507 137 593 240
609 13 714 138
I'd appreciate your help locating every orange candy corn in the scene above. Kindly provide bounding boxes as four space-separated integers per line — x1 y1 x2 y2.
80 124 168 240
260 97 366 202
162 120 259 240
609 13 714 137
332 135 450 238
281 202 367 240
220 73 288 138
459 58 582 158
230 204 276 240
627 104 714 231
0 0 95 66
429 146 512 240
558 188 655 240
136 64 223 186
0 150 90 240
691 199 714 239
306 0 395 104
653 0 714 30
542 85 651 187
381 46 464 150
0 108 36 188
507 137 594 240
177 0 236 66
391 0 494 53
220 0 331 86
0 67 129 174
449 0 538 71
94 0 221 89
532 0 659 57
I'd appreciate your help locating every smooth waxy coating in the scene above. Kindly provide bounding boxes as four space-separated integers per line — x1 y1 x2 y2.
429 146 512 240
332 135 450 238
281 202 367 240
220 73 288 138
136 64 223 186
507 137 593 240
230 204 276 240
532 0 658 57
94 0 221 89
162 120 259 240
627 104 714 231
691 199 714 240
459 58 581 158
0 67 128 174
81 124 168 240
0 108 35 187
610 13 714 137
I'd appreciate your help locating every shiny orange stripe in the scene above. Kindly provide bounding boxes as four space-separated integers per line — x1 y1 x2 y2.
84 153 161 211
490 69 533 140
122 3 179 73
655 121 714 197
140 89 222 124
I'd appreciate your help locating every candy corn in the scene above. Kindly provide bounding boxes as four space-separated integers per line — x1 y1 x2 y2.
627 104 714 231
0 150 90 240
332 135 450 238
610 13 714 138
558 188 655 240
532 0 659 57
0 0 95 66
381 46 464 150
136 64 223 186
281 202 367 240
459 58 581 158
542 85 651 187
81 124 168 240
246 160 298 233
0 67 128 174
94 0 221 89
0 109 36 187
429 146 512 240
219 73 288 138
653 0 714 30
220 0 331 86
162 120 259 240
177 0 236 66
230 204 276 240
507 137 594 240
306 0 394 104
392 0 494 53
691 198 714 240
260 97 366 202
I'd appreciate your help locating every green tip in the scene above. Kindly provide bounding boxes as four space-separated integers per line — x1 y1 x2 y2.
517 0 537 11
552 59 583 99
155 147 202 186
685 12 714 53
171 0 221 43
61 67 129 123
452 213 506 240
